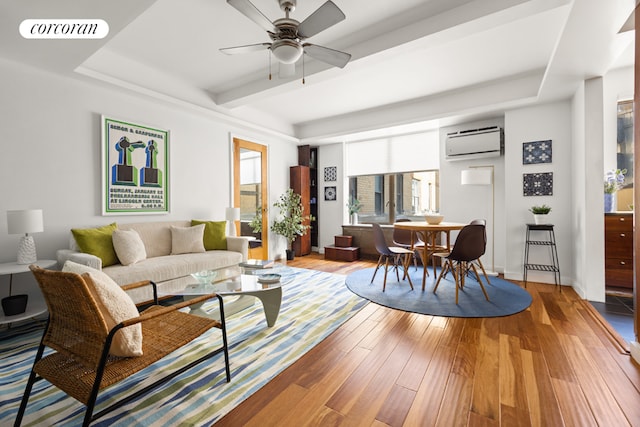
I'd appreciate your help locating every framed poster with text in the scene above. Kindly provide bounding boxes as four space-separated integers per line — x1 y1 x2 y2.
102 116 170 215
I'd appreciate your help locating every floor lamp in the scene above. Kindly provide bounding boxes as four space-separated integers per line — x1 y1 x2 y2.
461 166 498 275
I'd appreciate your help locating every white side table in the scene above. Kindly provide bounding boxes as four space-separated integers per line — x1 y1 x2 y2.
0 259 56 325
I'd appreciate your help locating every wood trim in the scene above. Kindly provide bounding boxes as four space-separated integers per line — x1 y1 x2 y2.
233 138 268 259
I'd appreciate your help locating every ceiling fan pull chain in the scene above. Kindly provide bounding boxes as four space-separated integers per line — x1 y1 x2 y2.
268 49 272 80
302 53 305 84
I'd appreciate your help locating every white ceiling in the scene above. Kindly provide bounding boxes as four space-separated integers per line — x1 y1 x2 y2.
0 0 635 143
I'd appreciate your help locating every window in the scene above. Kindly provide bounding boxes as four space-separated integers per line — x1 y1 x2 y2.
411 179 420 213
349 170 439 224
396 175 404 214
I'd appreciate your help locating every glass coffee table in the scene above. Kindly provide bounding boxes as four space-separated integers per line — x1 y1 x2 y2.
160 264 283 327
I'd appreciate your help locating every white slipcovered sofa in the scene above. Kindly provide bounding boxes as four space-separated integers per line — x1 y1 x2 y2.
57 220 248 303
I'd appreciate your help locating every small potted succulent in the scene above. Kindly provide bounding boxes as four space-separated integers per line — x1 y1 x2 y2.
529 204 551 225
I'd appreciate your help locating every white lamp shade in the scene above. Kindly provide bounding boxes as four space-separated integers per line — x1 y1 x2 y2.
7 209 44 235
461 169 492 186
272 40 303 64
225 207 241 221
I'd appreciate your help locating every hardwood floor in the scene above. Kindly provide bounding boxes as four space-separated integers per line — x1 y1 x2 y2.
216 253 640 426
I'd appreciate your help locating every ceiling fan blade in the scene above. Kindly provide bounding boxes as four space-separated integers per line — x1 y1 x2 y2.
227 0 276 33
220 42 271 55
303 44 351 68
279 62 295 78
297 1 346 38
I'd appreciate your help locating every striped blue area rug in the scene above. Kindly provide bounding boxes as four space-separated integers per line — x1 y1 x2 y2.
0 267 367 426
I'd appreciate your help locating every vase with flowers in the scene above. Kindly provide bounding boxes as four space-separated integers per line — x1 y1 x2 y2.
346 196 362 225
604 168 627 213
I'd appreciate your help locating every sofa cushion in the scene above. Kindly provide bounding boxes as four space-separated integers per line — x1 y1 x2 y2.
192 220 227 250
71 223 119 267
170 224 206 255
103 251 243 287
62 261 143 357
119 221 190 258
112 229 147 266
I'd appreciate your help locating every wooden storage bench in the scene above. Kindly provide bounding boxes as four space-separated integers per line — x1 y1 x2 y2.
325 235 359 262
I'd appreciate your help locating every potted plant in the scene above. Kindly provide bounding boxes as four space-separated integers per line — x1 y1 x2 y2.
529 204 551 225
271 188 313 260
346 196 362 224
604 168 626 212
248 208 262 234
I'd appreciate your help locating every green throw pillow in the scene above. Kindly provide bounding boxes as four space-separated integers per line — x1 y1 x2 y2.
191 220 227 250
71 223 119 267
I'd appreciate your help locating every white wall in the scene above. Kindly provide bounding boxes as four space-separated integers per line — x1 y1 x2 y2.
440 118 505 274
0 59 296 302
583 78 607 301
504 102 573 288
317 143 344 253
572 82 588 298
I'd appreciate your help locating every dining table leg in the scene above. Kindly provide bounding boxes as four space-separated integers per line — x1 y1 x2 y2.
414 231 428 291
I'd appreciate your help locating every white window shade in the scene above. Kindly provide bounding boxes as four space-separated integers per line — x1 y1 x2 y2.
346 131 440 176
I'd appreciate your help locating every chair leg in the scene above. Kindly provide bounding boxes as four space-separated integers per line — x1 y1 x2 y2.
455 262 462 304
382 257 390 292
370 255 385 283
14 367 38 426
470 262 483 284
470 264 490 301
403 254 414 290
476 258 491 284
433 259 450 293
460 262 467 289
15 331 48 427
394 255 401 282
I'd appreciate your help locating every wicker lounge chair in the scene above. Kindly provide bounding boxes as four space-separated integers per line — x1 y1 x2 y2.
15 266 230 426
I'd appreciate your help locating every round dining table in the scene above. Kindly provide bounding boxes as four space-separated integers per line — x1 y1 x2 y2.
393 221 466 290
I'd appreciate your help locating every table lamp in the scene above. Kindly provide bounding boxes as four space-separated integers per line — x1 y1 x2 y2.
7 209 44 264
225 207 240 237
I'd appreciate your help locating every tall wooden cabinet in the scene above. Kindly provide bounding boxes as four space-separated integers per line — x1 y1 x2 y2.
296 145 319 250
290 165 311 256
604 212 633 289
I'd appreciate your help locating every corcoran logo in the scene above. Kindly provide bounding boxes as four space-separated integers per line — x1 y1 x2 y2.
19 19 109 39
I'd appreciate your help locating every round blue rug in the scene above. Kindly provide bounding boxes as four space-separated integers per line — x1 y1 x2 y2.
345 266 532 318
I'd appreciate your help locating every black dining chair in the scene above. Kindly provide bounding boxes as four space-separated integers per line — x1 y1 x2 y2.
432 224 490 304
469 219 491 284
392 218 426 271
370 223 414 292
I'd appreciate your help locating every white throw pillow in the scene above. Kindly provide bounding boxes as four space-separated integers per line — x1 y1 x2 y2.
62 260 143 357
170 224 206 255
112 229 147 266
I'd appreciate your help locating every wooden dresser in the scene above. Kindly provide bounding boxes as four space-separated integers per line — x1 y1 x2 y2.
604 212 633 289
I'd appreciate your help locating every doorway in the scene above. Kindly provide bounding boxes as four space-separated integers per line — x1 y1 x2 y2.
233 138 268 260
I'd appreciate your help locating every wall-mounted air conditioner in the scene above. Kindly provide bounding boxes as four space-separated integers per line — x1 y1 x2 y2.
445 126 504 161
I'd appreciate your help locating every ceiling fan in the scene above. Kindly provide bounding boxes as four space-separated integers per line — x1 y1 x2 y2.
220 0 352 72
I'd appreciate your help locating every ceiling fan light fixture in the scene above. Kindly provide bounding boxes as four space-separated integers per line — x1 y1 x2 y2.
271 39 303 64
